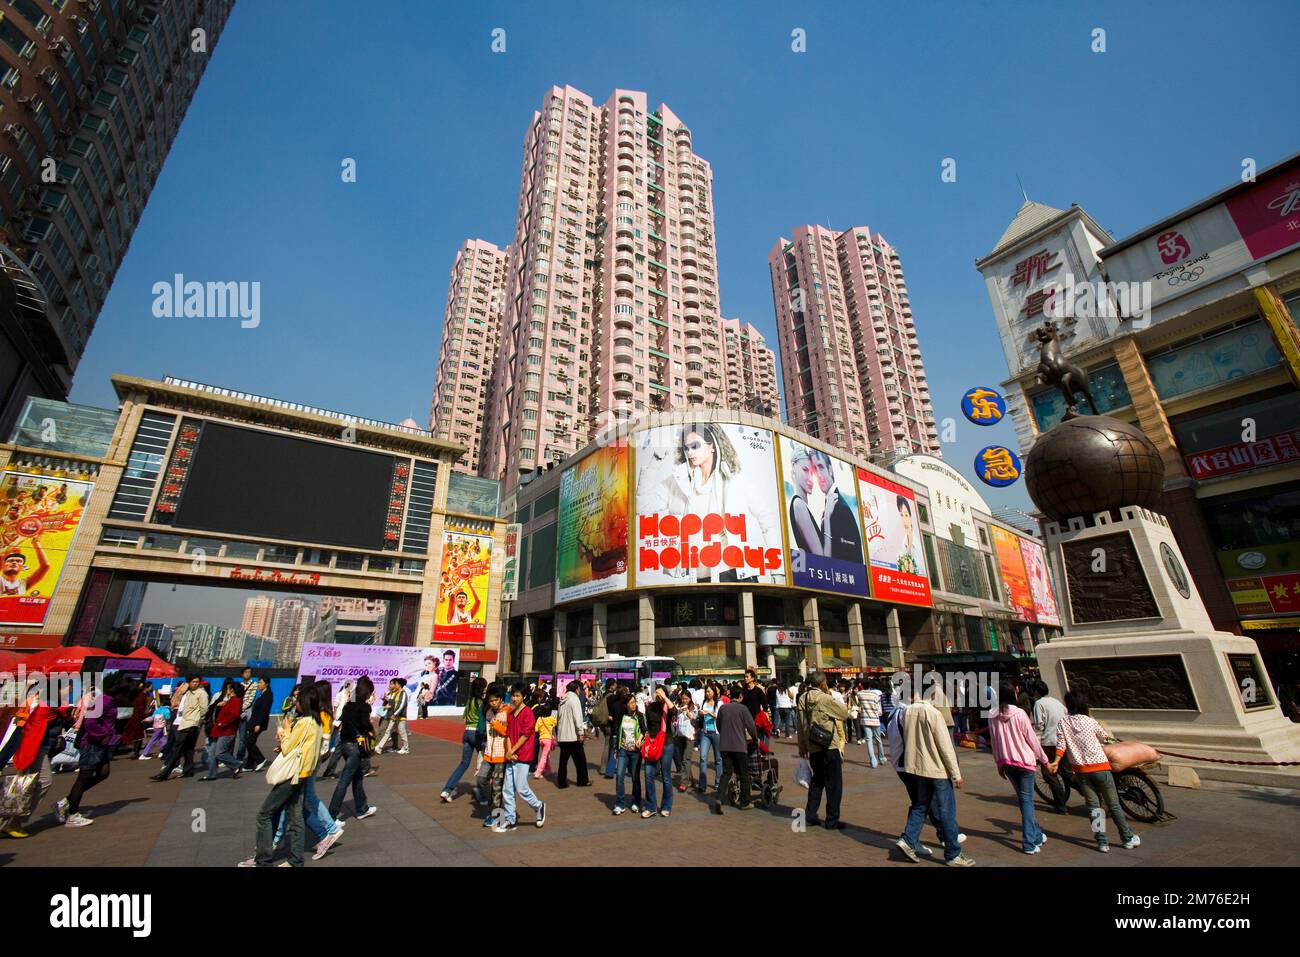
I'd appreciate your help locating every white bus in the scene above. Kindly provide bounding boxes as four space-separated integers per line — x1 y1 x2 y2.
565 655 683 691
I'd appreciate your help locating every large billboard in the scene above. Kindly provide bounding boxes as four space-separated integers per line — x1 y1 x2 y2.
991 525 1036 622
633 423 785 586
779 437 867 596
298 643 462 717
857 469 931 607
0 471 94 627
173 421 397 550
556 442 629 602
433 530 492 643
1019 536 1061 626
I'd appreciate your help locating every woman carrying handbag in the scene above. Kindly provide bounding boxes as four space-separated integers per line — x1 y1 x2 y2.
240 684 323 867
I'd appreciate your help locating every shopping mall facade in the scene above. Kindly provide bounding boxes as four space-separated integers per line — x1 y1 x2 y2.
0 375 507 679
499 410 1063 684
977 152 1300 679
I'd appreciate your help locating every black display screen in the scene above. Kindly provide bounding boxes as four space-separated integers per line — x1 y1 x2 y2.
174 421 394 550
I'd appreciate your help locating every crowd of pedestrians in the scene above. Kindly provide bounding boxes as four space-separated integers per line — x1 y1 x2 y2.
0 660 1151 867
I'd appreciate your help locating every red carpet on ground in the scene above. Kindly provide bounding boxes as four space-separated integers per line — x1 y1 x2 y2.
407 718 464 743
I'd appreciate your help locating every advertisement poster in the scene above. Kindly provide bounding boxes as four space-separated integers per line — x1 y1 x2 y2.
501 523 521 602
780 437 867 596
298 643 462 717
991 526 1037 622
556 442 629 602
1019 536 1061 626
857 469 931 607
634 423 784 586
434 530 492 643
0 471 94 627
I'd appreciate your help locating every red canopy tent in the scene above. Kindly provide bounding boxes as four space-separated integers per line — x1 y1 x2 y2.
22 644 104 673
0 649 26 672
126 645 179 678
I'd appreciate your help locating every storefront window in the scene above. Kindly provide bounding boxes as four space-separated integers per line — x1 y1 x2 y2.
1146 320 1282 400
1171 388 1300 464
1030 362 1131 431
1202 481 1300 550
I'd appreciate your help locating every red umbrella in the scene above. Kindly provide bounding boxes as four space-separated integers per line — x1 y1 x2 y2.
126 645 179 678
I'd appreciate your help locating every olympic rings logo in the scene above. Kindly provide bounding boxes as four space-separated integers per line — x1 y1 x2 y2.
1167 265 1205 286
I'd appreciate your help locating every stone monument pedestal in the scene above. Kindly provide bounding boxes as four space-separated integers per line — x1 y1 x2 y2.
1038 506 1300 788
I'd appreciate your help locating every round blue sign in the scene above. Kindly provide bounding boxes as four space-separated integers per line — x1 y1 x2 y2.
961 386 1007 426
975 445 1022 488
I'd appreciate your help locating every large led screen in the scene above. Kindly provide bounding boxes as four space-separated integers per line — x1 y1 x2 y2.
174 422 396 549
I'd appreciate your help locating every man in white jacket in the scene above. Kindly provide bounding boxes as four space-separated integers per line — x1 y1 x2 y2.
555 681 590 788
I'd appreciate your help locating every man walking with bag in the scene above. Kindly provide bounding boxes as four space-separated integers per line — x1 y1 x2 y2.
798 671 850 830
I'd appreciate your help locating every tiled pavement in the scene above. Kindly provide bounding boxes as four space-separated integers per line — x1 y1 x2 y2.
3 729 1298 867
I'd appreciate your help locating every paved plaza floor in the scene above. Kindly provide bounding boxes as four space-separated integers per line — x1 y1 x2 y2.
3 722 1298 868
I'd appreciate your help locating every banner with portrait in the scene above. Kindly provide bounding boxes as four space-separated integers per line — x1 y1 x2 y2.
556 441 629 602
633 423 785 586
0 471 94 627
433 530 491 643
1019 536 1061 626
780 437 867 596
299 643 462 717
857 469 931 607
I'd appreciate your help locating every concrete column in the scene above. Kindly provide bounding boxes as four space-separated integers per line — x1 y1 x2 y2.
848 602 867 668
552 610 567 676
741 590 758 669
885 607 905 669
520 615 534 675
638 593 656 657
803 596 822 673
592 602 608 658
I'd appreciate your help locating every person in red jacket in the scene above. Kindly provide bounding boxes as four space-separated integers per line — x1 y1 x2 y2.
202 683 246 780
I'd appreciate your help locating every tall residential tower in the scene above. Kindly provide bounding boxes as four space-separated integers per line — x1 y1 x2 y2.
769 225 939 463
481 85 760 493
428 238 509 474
0 0 236 435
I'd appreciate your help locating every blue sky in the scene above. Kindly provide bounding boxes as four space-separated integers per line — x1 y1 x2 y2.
67 0 1300 518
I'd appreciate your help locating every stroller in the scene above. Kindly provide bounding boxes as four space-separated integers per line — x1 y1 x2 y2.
726 746 782 808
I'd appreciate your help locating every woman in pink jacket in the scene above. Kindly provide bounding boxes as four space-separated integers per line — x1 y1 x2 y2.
989 679 1052 855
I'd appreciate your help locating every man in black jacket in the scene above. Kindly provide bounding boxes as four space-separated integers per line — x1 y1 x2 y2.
601 682 626 779
713 684 758 813
242 677 273 771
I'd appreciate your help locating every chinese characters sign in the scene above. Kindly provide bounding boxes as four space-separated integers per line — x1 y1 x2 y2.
1185 428 1300 480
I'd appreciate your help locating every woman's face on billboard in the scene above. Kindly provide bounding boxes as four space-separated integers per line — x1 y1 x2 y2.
793 457 817 494
898 502 913 539
682 431 714 473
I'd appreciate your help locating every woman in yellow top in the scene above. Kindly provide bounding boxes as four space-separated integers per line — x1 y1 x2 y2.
241 684 322 868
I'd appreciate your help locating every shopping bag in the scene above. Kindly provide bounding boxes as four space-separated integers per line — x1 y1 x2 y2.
0 772 38 819
793 756 812 789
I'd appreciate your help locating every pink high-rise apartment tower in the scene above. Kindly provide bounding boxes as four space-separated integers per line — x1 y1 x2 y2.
769 226 939 462
482 86 765 493
429 239 510 474
720 317 780 417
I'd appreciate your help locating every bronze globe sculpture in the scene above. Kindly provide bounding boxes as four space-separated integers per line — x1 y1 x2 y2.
1025 415 1166 523
1024 322 1165 523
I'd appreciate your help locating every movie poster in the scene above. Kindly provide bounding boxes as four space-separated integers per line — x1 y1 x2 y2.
433 530 492 643
1020 536 1061 626
857 468 931 607
780 437 867 596
0 471 94 627
633 423 785 586
991 525 1037 622
556 442 629 602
